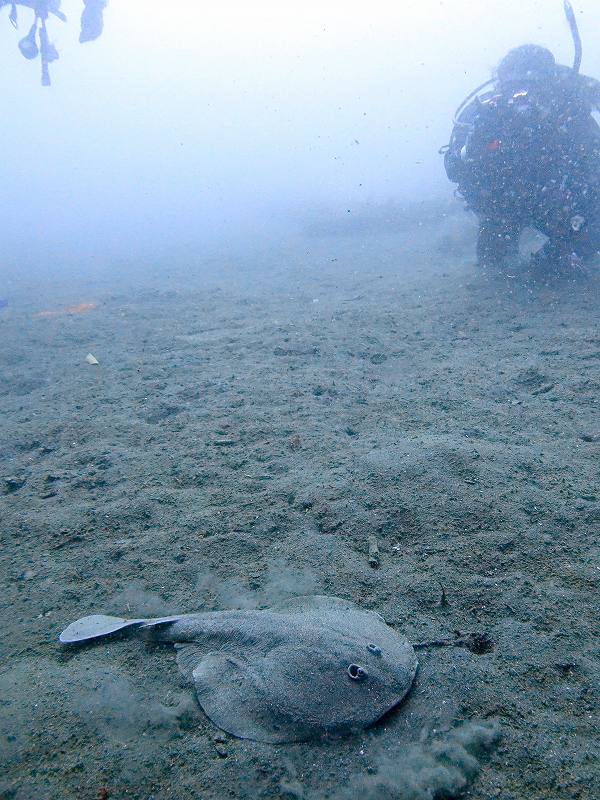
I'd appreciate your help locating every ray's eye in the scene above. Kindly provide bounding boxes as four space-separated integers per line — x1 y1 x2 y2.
348 663 368 681
367 643 381 655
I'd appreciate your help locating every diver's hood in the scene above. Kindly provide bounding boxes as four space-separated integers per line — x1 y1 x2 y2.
496 44 556 86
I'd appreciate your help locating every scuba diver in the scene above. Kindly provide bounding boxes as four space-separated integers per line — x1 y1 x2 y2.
443 3 600 272
2 0 107 85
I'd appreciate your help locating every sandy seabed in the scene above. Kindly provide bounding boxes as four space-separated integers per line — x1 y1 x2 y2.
1 209 599 799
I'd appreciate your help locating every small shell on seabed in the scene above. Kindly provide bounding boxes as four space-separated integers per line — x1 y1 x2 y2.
570 214 585 231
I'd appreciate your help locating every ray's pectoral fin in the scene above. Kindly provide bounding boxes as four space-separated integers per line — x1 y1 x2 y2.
190 652 294 743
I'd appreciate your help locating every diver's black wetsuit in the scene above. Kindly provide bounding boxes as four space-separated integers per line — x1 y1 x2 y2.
444 62 600 270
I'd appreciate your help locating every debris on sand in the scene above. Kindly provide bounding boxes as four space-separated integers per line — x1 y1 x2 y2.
414 631 494 655
368 535 380 568
34 302 98 319
437 582 449 608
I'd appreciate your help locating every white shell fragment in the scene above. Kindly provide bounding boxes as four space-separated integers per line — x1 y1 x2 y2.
570 214 585 231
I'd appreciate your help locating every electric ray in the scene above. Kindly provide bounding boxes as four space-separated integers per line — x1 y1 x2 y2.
59 595 417 743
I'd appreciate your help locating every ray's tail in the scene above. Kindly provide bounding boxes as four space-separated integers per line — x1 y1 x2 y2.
59 613 186 644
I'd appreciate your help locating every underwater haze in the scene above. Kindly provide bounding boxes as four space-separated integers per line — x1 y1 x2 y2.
2 0 600 274
2 2 600 800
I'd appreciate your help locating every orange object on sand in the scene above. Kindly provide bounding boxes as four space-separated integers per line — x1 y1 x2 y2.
35 302 98 318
